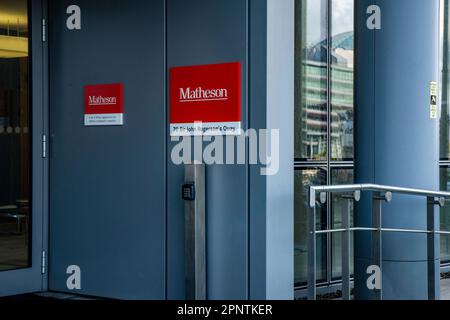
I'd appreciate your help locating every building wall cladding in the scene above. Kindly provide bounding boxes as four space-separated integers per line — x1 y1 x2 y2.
167 0 294 300
48 0 294 300
48 0 167 299
166 0 250 300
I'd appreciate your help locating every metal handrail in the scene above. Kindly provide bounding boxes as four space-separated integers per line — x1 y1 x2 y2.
307 184 450 301
308 184 450 208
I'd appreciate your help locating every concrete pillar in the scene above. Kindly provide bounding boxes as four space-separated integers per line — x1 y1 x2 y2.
354 0 441 299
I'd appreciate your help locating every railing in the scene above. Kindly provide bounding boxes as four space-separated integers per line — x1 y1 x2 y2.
307 184 450 300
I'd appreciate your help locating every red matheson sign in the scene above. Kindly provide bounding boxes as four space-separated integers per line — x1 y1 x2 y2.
84 83 124 126
170 62 242 136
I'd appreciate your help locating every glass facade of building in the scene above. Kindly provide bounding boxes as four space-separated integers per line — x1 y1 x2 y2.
295 0 450 289
294 0 354 287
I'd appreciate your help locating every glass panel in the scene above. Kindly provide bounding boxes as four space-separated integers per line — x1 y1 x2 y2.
295 0 328 161
331 168 354 280
294 168 327 286
331 0 354 161
440 168 450 262
0 0 30 271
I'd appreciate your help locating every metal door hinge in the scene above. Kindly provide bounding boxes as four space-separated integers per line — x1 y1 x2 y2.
41 250 46 274
42 19 47 42
42 135 47 158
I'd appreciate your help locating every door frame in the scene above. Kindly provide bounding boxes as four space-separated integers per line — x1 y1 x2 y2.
0 0 48 297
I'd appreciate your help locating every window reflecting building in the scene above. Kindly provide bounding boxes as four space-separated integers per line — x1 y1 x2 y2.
295 0 450 291
294 0 354 287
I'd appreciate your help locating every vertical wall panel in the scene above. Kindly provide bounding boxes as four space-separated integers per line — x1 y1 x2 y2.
49 0 166 299
167 0 249 300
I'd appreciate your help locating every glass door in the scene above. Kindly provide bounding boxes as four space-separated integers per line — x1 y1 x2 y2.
0 0 46 296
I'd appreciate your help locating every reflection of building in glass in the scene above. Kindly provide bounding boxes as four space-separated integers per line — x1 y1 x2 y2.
301 32 354 160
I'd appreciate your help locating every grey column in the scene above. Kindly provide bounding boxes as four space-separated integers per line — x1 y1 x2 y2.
354 0 441 299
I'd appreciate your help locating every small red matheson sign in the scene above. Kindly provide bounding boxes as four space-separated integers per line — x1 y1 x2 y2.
84 83 124 126
170 62 242 136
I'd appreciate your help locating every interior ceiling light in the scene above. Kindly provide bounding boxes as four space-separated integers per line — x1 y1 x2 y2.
0 11 28 30
0 35 28 58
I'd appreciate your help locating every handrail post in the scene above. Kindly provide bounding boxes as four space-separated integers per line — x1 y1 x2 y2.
341 191 360 300
307 190 317 300
427 196 441 300
372 192 385 300
341 196 352 300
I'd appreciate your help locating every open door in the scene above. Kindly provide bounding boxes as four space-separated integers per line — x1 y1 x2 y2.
0 0 47 296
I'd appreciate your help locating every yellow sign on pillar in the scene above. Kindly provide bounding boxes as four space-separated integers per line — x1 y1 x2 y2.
430 81 438 120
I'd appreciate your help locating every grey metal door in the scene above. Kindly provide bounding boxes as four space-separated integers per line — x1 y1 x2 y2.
48 0 166 299
0 0 47 297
